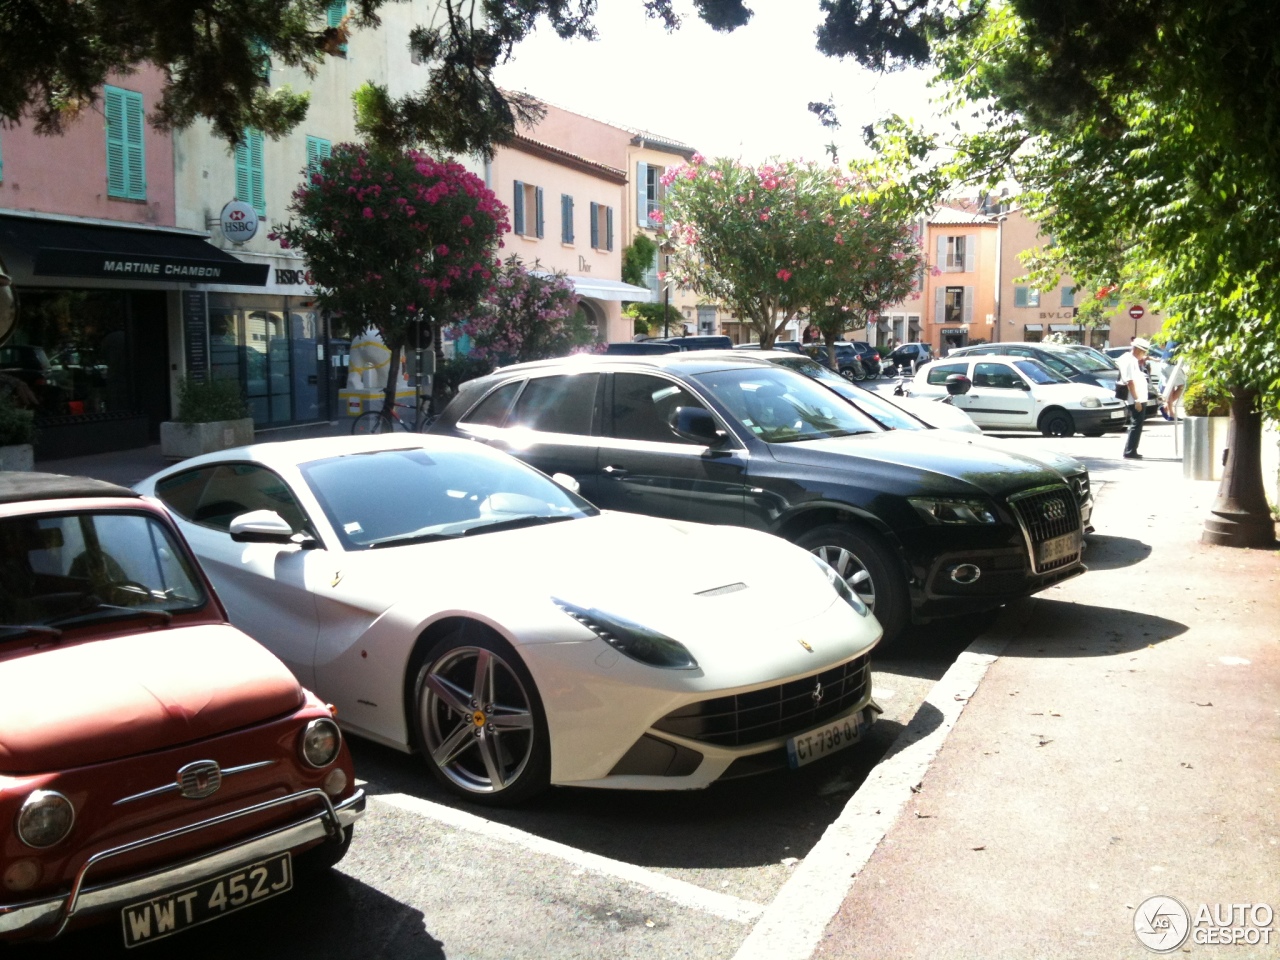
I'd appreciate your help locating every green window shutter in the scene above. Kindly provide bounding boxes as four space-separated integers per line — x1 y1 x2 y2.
234 138 252 207
535 186 544 238
236 129 265 215
605 205 613 251
123 91 146 200
513 181 525 235
249 38 271 83
306 136 331 174
104 86 128 198
1014 286 1029 308
326 0 347 27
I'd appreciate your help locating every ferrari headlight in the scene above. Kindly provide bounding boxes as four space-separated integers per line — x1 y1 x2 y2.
553 598 698 669
1080 395 1101 408
17 790 75 849
810 555 869 616
300 718 342 768
908 497 997 525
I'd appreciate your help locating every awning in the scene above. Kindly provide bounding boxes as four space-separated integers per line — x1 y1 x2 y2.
1024 323 1043 331
563 275 653 302
1048 324 1083 332
0 214 268 286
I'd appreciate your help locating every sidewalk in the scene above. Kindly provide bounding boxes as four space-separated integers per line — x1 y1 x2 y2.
809 445 1280 956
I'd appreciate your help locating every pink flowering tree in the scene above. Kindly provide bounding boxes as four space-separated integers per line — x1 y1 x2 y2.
460 255 591 368
272 143 507 416
659 156 920 354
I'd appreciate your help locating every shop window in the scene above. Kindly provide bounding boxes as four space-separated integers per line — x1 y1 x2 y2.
235 129 266 216
589 202 614 251
306 136 331 175
512 181 544 238
104 86 146 201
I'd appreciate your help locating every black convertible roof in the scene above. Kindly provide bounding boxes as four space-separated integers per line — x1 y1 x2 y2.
0 472 138 506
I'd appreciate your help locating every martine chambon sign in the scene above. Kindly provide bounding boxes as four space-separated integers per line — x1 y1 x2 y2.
34 248 268 286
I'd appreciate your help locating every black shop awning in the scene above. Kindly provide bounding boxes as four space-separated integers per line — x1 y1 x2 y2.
0 215 268 286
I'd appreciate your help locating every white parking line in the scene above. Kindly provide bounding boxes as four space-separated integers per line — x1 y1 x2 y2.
730 600 1034 960
368 789 766 924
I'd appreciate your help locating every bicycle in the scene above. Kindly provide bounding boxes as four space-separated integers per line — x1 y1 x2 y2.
350 394 436 434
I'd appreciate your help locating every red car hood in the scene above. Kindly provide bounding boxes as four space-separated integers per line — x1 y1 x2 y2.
0 624 303 774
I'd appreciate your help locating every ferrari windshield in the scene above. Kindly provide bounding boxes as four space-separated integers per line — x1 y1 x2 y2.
0 510 206 631
694 365 882 442
301 445 598 550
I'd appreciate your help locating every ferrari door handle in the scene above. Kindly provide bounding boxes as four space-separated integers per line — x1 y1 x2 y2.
603 465 629 478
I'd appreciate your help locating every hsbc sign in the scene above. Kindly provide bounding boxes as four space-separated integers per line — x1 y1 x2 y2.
219 200 259 244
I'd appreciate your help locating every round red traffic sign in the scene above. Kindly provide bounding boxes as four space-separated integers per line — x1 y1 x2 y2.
1128 304 1145 320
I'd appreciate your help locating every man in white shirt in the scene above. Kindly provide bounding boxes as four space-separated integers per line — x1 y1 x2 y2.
1116 337 1151 459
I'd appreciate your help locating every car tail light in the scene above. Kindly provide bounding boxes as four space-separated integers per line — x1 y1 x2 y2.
16 790 75 849
300 718 342 767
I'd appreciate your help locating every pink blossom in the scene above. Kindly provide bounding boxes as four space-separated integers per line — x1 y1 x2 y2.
759 212 770 221
776 269 792 282
691 152 705 165
362 207 373 218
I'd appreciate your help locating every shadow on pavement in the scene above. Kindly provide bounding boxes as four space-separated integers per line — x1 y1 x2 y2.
1080 533 1152 569
1002 597 1187 657
11 870 442 960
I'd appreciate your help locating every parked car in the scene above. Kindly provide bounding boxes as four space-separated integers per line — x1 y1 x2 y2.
645 335 735 351
605 341 680 355
946 342 1120 389
802 342 869 381
137 434 883 804
881 342 934 376
734 340 804 354
719 351 1095 533
844 341 884 378
429 353 1087 643
0 472 363 947
908 354 1126 436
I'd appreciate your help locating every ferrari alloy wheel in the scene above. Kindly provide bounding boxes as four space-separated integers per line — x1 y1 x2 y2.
414 628 550 805
796 524 908 643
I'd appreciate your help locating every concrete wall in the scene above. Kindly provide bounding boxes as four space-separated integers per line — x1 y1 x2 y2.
1 67 175 226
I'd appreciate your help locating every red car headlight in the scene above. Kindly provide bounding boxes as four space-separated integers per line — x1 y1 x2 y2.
16 790 75 849
300 718 342 768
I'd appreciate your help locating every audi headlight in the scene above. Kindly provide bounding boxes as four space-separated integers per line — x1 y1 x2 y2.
553 598 698 669
1080 395 1101 408
16 790 75 849
300 718 342 768
810 554 869 616
908 497 997 525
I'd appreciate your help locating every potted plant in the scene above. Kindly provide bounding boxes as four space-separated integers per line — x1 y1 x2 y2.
0 389 36 471
1181 376 1232 481
160 376 253 461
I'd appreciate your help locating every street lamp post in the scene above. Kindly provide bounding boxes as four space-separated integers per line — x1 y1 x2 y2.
994 213 1007 343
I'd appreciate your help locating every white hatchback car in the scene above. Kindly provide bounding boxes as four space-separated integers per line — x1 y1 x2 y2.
908 355 1126 437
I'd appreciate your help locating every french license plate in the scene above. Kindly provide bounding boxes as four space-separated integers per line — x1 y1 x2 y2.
1038 531 1081 567
786 712 867 769
121 852 292 947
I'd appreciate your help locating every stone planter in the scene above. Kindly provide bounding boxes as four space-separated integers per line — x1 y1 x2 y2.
160 418 254 461
0 443 34 472
1182 415 1230 481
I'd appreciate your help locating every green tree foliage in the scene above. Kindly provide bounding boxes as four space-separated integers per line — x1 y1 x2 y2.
659 156 919 352
621 233 658 288
460 255 592 368
271 143 507 415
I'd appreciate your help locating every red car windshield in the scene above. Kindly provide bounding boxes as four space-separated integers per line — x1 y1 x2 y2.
0 510 207 634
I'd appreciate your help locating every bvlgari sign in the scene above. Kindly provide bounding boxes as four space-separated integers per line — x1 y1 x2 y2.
219 200 260 244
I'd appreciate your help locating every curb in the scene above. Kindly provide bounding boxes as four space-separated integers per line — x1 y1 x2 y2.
730 598 1037 960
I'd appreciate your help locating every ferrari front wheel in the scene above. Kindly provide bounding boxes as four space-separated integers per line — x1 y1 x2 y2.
413 626 550 805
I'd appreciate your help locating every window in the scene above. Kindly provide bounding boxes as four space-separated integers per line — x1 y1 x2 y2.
235 129 266 216
512 181 544 239
155 464 309 534
610 373 705 444
1014 286 1040 308
1060 287 1075 308
637 162 664 226
1104 291 1121 308
589 202 614 251
104 86 146 201
305 136 331 175
507 374 600 434
326 0 348 54
937 234 973 272
462 380 522 427
249 39 271 83
926 362 969 386
973 361 1018 389
560 194 574 243
935 285 973 326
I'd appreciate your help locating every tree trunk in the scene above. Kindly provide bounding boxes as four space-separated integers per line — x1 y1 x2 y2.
823 332 838 371
1201 386 1277 548
381 330 403 419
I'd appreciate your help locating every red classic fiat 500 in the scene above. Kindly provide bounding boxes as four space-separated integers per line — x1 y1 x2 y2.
0 472 364 947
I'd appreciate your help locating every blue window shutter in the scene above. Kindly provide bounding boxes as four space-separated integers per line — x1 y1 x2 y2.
606 206 613 251
123 92 146 200
1014 287 1028 308
249 129 265 215
637 162 648 225
590 202 599 249
561 194 574 243
535 186 544 238
326 0 346 27
104 86 128 198
234 137 252 207
513 181 525 235
306 136 331 174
